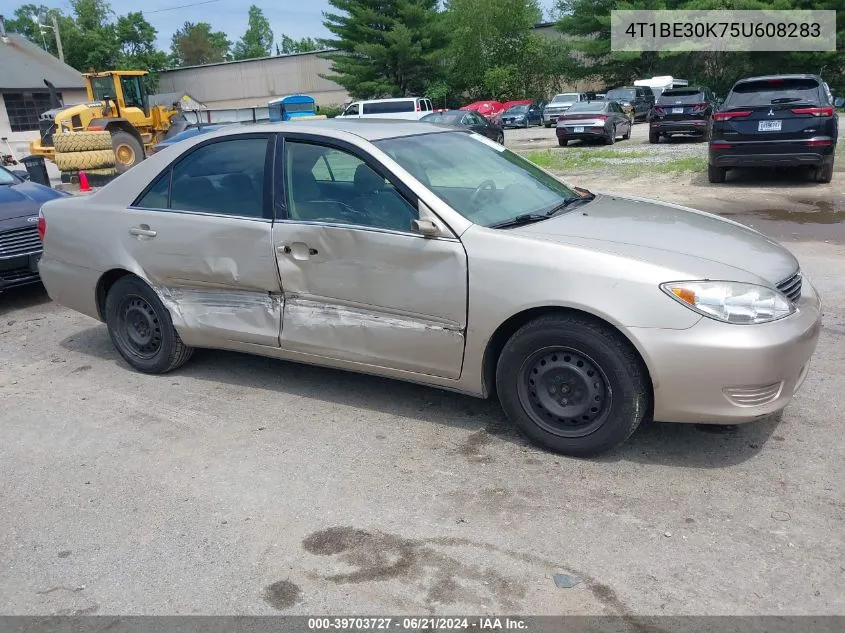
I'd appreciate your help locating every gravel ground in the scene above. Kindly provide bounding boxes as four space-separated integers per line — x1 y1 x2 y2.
1 121 844 617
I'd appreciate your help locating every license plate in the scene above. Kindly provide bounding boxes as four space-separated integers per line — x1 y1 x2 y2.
29 253 42 273
574 126 585 133
672 107 684 114
758 120 782 132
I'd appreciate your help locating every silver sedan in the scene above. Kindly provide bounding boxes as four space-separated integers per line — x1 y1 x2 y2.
37 120 821 456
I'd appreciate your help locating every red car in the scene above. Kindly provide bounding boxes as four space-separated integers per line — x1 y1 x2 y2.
460 101 506 118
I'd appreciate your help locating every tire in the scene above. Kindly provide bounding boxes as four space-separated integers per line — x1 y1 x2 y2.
105 275 194 374
605 126 616 145
54 149 116 171
814 161 833 183
545 123 552 128
111 131 145 173
649 129 660 144
53 131 112 153
85 167 118 176
496 133 504 145
622 125 631 140
558 138 568 147
708 163 726 183
495 314 649 456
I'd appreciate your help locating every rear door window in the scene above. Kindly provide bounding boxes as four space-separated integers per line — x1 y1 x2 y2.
727 78 821 106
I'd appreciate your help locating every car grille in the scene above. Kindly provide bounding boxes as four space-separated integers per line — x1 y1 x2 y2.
0 226 41 258
777 271 802 303
723 382 783 407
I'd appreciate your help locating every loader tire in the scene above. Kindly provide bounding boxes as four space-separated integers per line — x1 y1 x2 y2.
53 131 113 153
110 131 144 173
85 167 117 177
55 149 116 171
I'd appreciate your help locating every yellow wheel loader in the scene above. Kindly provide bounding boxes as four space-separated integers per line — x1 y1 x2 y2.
29 71 183 173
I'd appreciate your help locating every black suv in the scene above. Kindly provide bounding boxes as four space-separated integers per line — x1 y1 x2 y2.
605 86 652 121
708 74 838 183
650 86 718 143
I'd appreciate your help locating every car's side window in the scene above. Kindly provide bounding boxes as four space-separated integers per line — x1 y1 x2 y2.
168 137 267 218
284 140 418 233
135 170 171 209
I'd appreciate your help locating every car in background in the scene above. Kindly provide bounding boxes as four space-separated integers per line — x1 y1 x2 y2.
0 166 68 291
834 96 845 110
37 119 822 456
338 97 434 120
708 74 838 183
605 86 652 121
556 101 632 146
543 93 588 127
649 86 718 143
500 103 543 128
420 110 504 144
460 101 506 120
152 125 226 154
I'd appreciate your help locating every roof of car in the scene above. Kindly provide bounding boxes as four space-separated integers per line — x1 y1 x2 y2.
193 118 456 142
734 74 821 84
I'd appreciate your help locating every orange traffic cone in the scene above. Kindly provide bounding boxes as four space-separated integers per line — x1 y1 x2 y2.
79 170 91 192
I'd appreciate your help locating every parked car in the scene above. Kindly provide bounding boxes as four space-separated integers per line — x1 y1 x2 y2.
708 74 838 183
500 104 543 128
152 125 226 154
649 86 718 143
338 97 434 120
556 101 632 146
543 93 588 127
37 120 821 456
421 110 504 144
0 166 68 291
605 87 652 121
834 96 845 110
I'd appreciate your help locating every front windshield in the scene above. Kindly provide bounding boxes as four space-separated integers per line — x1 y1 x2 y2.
375 132 577 227
606 88 635 100
0 167 19 185
552 94 579 103
505 105 528 114
90 76 114 101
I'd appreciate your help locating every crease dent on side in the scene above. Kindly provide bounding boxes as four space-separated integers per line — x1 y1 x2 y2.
156 286 283 342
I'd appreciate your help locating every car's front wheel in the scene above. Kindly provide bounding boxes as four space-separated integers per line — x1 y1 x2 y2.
105 275 194 374
496 314 649 456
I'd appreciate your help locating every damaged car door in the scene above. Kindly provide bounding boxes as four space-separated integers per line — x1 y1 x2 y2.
273 137 468 379
124 134 282 347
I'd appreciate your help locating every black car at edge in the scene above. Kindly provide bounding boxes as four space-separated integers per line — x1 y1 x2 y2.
0 166 67 291
708 74 838 183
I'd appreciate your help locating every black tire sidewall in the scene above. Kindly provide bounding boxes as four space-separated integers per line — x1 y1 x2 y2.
105 276 180 373
496 319 647 456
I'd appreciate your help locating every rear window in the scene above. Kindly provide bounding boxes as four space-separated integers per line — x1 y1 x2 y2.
363 100 415 114
567 102 606 113
606 88 635 100
658 89 704 104
727 78 820 106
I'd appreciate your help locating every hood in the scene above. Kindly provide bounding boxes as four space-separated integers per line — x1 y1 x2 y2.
0 180 67 221
513 193 798 285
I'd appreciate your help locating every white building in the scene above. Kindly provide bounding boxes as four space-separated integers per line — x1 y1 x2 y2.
0 28 86 158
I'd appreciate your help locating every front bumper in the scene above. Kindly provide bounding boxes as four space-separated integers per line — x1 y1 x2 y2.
628 279 822 424
710 138 835 168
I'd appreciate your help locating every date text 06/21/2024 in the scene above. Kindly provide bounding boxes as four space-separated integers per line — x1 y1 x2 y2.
307 617 528 630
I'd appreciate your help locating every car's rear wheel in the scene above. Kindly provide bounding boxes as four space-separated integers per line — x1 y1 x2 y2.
649 129 660 144
496 314 649 456
558 138 568 147
496 133 505 145
622 125 631 140
605 126 616 145
105 275 194 374
814 161 833 183
708 163 726 183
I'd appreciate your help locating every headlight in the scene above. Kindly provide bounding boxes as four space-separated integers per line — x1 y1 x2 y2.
661 281 794 324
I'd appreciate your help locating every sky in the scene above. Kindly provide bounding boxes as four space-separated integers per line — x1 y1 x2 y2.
43 0 559 52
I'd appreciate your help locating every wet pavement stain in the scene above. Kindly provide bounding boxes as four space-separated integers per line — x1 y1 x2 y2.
57 550 71 558
263 580 302 610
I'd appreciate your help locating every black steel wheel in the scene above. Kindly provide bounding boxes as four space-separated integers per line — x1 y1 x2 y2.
517 347 610 438
105 275 194 373
496 314 650 456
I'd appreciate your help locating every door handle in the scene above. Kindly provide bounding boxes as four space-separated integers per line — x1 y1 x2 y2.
129 226 157 238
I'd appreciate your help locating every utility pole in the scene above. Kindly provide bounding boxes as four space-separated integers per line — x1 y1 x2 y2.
51 14 64 63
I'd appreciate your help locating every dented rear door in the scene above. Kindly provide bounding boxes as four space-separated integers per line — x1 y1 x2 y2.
273 136 468 379
122 134 282 347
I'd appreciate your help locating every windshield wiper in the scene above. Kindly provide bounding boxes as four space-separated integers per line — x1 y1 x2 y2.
488 213 550 229
543 191 596 217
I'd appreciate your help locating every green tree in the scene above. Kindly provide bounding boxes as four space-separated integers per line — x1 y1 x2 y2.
60 0 119 71
5 4 58 53
115 12 170 89
233 5 274 60
322 0 448 99
278 34 321 54
170 21 231 66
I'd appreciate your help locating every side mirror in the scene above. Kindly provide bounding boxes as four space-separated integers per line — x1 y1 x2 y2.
412 218 441 238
